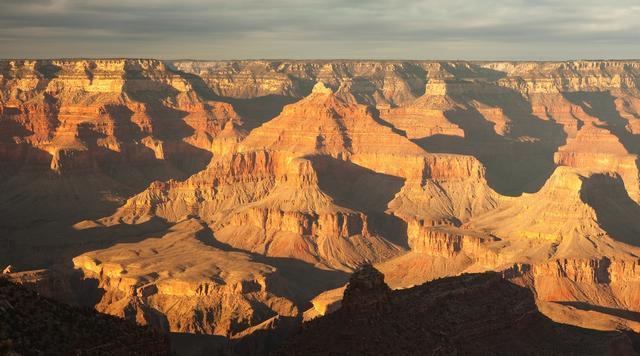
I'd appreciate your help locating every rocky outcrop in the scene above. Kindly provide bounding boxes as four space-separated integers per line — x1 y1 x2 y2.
379 80 465 139
340 265 390 313
302 286 345 321
406 223 498 259
554 122 640 202
507 258 640 314
278 268 638 355
0 276 170 355
72 219 301 336
236 80 429 179
379 166 640 334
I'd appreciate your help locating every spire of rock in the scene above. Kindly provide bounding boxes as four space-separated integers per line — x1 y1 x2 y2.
342 264 391 312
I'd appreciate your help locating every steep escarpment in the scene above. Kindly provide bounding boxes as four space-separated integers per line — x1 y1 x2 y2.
71 219 302 336
379 80 464 139
65 73 501 348
102 81 497 271
0 59 242 176
379 166 640 332
554 120 640 202
169 60 640 196
0 59 246 268
169 60 429 107
5 59 640 354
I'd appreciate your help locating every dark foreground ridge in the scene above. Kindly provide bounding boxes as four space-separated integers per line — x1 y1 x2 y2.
0 277 171 355
278 266 640 356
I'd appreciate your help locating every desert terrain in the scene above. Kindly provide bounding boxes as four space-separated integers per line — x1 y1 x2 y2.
2 59 640 353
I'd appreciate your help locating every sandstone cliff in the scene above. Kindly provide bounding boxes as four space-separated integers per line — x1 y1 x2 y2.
4 59 640 354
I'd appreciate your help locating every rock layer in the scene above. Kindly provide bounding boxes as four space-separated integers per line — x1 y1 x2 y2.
4 59 640 354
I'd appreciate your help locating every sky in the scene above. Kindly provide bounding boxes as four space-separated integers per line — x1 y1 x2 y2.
0 0 639 60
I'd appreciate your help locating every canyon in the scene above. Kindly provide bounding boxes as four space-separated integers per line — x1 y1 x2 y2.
2 59 640 353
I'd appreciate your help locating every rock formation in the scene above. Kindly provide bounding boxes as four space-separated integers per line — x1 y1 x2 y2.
72 219 301 336
0 276 170 355
279 266 639 355
4 59 640 354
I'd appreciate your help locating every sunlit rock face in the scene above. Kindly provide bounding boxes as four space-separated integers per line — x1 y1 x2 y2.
4 59 640 354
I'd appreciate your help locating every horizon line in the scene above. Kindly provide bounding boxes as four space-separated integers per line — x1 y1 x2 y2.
2 57 640 63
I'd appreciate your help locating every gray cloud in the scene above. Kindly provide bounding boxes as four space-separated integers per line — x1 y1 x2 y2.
0 0 638 59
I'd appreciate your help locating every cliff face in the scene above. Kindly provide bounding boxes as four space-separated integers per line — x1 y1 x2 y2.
71 220 301 336
0 59 245 244
4 59 640 353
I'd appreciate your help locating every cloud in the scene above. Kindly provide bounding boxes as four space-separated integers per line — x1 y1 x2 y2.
0 0 638 59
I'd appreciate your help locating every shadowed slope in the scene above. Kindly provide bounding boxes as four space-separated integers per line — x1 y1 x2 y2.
0 277 171 355
580 173 640 248
418 77 566 195
279 267 638 356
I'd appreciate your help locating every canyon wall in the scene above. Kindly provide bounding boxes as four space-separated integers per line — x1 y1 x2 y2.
3 59 640 352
